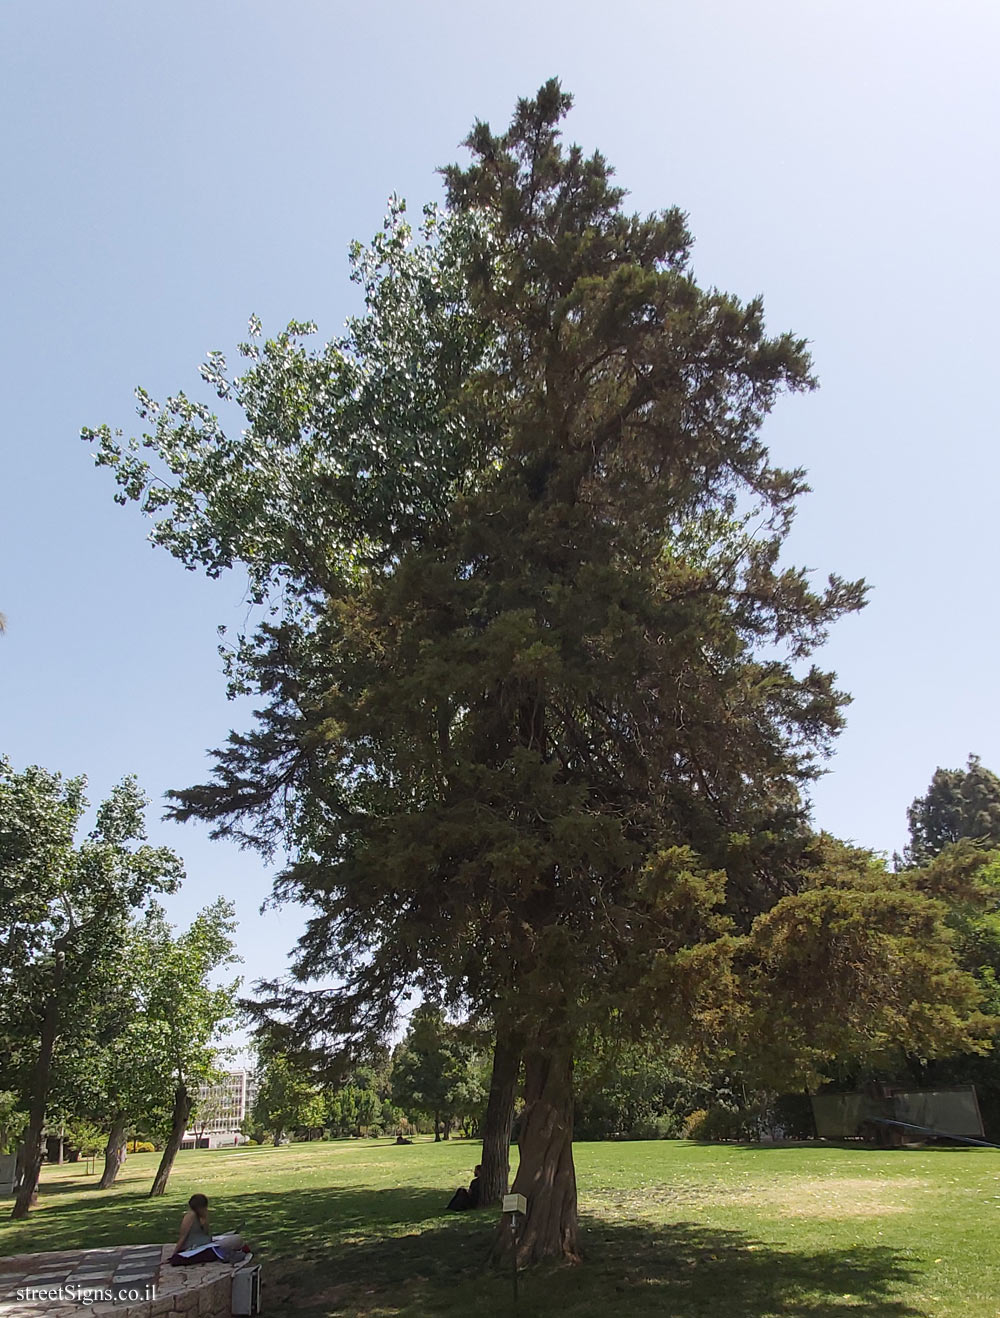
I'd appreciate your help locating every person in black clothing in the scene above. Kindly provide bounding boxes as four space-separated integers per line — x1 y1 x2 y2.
446 1164 482 1211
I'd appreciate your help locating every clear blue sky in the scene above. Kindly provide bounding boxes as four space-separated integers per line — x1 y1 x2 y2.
2 0 999 1005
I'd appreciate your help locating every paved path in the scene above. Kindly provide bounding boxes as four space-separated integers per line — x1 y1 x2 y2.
0 1245 162 1313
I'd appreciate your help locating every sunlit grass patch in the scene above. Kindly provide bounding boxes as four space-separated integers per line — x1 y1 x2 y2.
2 1138 999 1315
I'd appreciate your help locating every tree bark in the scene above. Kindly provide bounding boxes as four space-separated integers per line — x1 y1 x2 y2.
434 1111 441 1142
11 953 65 1219
479 1029 521 1208
99 1112 128 1189
148 1084 192 1197
491 1036 579 1267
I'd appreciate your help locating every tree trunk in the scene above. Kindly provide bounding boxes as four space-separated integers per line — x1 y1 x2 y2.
273 1127 283 1146
11 953 64 1220
148 1085 192 1197
434 1111 441 1142
491 1037 579 1267
99 1112 128 1189
479 1030 521 1208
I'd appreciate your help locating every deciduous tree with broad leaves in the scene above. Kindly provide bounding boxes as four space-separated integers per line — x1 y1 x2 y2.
0 759 181 1218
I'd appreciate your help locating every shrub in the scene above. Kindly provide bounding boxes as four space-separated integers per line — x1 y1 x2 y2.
127 1140 156 1153
684 1104 762 1141
682 1108 709 1139
634 1111 684 1140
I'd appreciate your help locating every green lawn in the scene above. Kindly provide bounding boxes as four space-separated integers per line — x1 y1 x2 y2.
2 1138 999 1316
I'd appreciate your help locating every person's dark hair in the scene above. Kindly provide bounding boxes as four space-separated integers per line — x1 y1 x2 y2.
188 1193 209 1215
474 1165 482 1175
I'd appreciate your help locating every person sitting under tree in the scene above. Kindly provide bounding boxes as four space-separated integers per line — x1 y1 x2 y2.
446 1164 482 1211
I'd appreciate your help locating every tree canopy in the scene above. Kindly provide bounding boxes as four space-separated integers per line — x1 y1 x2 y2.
738 836 995 1088
904 755 1000 867
251 1051 324 1146
0 757 183 1217
390 1004 485 1140
142 898 240 1196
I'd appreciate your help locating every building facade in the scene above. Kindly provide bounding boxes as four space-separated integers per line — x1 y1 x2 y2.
182 1068 259 1149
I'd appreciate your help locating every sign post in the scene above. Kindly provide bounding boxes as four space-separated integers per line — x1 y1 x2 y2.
501 1194 527 1314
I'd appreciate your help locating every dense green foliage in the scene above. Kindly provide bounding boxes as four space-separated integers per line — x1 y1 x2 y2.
904 755 1000 867
251 1053 325 1145
573 1040 701 1140
389 1005 487 1139
321 1083 396 1139
84 83 865 1052
136 899 241 1101
0 758 183 1215
0 1092 25 1155
738 837 995 1087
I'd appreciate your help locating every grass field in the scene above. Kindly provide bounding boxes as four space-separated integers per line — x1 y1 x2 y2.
2 1138 999 1316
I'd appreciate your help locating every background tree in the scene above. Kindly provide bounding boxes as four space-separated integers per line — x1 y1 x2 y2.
322 1078 400 1138
60 1118 105 1166
0 1092 26 1155
450 1044 491 1138
142 899 240 1196
390 1005 477 1141
44 915 174 1188
350 1054 404 1136
573 1037 711 1141
737 836 994 1089
189 1088 227 1145
95 936 176 1188
251 1052 323 1145
0 759 182 1218
903 755 1000 867
889 844 1000 1134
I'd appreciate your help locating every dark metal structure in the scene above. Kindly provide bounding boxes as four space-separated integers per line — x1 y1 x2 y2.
810 1085 985 1145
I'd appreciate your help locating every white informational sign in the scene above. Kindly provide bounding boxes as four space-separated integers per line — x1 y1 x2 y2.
232 1264 262 1316
502 1193 527 1215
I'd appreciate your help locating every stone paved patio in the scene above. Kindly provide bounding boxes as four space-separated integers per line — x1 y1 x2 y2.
0 1244 244 1315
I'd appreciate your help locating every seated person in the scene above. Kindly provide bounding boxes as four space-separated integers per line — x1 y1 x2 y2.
170 1193 250 1265
446 1164 482 1211
394 1134 412 1145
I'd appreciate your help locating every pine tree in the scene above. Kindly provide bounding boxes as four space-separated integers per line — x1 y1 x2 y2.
904 755 1000 867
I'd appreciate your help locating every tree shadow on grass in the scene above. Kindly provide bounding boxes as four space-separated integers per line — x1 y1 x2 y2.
250 1193 928 1317
5 1182 928 1317
185 1186 933 1317
29 1174 111 1198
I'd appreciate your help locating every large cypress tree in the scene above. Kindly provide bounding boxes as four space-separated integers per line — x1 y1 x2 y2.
88 84 868 1262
